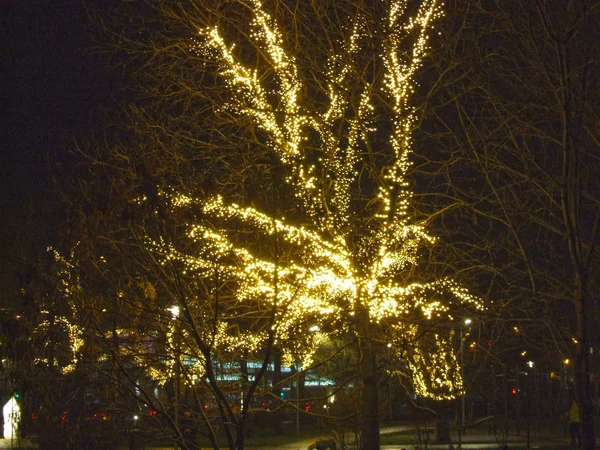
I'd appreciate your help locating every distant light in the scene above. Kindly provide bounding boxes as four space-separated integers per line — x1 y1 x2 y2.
527 361 534 368
308 325 319 332
564 359 570 365
133 415 139 421
464 319 472 326
3 397 20 439
168 306 180 319
387 343 392 348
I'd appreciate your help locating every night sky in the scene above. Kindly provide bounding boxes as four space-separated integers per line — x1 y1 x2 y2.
1 0 114 302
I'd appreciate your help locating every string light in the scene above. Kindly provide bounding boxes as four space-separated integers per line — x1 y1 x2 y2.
161 0 481 399
43 1 482 400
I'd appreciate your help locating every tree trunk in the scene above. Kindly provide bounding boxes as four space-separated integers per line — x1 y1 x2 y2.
575 275 595 450
359 334 380 450
272 348 283 435
576 365 595 450
237 359 249 450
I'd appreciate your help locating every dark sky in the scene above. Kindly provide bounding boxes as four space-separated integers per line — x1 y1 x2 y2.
1 0 114 301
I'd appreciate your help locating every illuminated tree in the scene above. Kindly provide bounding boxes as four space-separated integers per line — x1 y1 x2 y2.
50 1 494 449
4 248 132 449
97 1 486 448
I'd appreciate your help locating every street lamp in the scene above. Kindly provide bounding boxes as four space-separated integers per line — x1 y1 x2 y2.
461 318 472 435
168 305 181 430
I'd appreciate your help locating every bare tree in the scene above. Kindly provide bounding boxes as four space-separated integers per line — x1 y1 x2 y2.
417 0 600 447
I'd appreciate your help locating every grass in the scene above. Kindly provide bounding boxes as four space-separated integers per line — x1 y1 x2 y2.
244 428 327 447
146 417 598 449
179 423 331 448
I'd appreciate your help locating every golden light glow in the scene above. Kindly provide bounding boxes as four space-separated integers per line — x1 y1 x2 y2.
145 0 485 400
30 1 481 400
35 248 86 375
408 333 464 400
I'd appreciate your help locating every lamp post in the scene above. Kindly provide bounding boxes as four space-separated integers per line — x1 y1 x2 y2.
461 319 472 435
168 306 181 431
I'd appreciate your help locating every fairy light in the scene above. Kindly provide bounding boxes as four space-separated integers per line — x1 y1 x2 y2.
38 1 479 400
155 0 486 400
30 248 87 375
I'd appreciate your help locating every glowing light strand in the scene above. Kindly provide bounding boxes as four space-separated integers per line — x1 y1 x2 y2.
164 0 482 398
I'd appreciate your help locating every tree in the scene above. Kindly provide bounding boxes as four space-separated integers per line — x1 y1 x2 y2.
417 1 600 447
53 1 487 448
2 248 132 450
113 0 485 448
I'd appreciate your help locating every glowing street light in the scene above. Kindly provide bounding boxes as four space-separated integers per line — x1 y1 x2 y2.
460 318 472 438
